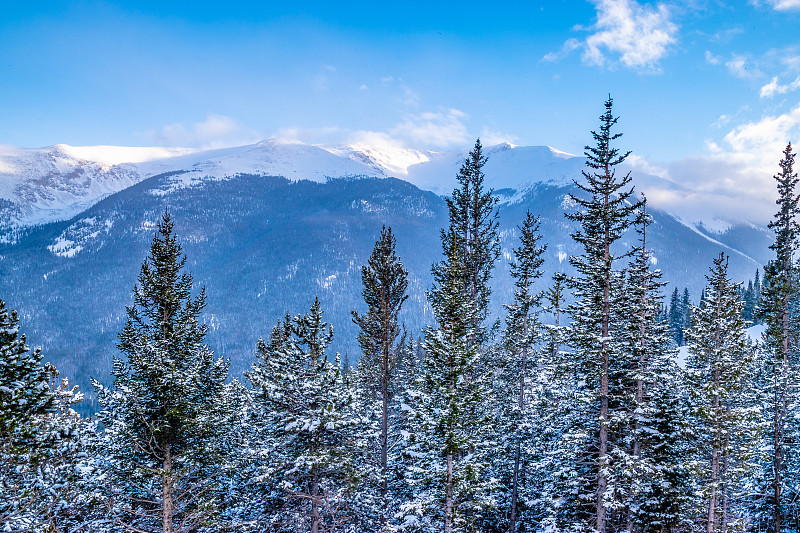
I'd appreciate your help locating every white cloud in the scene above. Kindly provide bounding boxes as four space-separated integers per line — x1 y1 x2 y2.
479 127 518 146
725 54 763 79
390 109 471 148
758 0 800 10
542 38 581 63
705 50 721 65
274 126 343 144
542 0 677 71
144 114 261 148
760 75 800 98
644 104 800 225
582 0 677 71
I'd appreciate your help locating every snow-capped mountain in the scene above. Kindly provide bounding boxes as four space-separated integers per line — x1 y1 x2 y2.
0 138 698 240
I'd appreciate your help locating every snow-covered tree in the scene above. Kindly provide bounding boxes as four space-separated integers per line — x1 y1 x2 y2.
246 298 363 533
619 198 687 532
487 211 548 532
685 253 760 532
0 300 95 531
93 211 233 533
756 143 800 532
561 96 641 531
438 138 500 343
351 226 409 527
401 234 495 533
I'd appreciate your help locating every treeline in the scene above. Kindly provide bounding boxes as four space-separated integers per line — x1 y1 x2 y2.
2 98 799 533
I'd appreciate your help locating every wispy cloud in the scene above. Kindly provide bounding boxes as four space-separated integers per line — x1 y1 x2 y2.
725 54 763 79
545 0 678 72
390 109 471 148
705 50 722 65
144 114 261 148
760 76 800 97
753 0 800 11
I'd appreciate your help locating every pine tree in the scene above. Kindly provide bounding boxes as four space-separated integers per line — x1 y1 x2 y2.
402 234 494 533
682 289 692 336
634 372 693 533
93 211 233 533
246 299 362 533
620 197 683 532
563 95 641 532
668 288 683 346
757 143 799 532
351 226 409 527
493 212 547 532
438 138 500 342
0 299 62 530
685 253 760 533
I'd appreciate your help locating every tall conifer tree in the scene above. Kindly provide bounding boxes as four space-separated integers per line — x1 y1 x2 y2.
685 253 760 533
564 96 641 532
495 212 547 532
247 299 361 533
403 234 494 533
758 143 799 531
437 138 500 342
351 226 409 525
94 211 232 533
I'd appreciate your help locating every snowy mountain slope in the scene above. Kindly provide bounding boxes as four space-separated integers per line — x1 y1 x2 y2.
0 139 388 239
0 138 763 249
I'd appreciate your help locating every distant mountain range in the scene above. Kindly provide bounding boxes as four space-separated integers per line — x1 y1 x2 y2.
0 139 773 408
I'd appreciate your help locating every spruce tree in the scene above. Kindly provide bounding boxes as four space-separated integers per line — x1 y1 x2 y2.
402 234 494 533
246 299 361 532
351 226 409 526
757 143 799 532
668 288 684 346
619 197 681 531
493 212 547 532
0 299 58 529
563 95 641 532
437 138 500 342
685 253 760 532
93 211 232 533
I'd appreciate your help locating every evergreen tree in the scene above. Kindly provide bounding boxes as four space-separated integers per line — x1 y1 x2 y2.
246 299 362 533
351 226 409 527
0 299 56 525
757 143 800 532
685 253 760 533
634 373 693 533
0 300 92 531
437 138 500 342
681 289 692 344
93 211 233 533
491 212 547 532
668 288 684 346
620 197 684 532
562 95 641 532
402 234 495 533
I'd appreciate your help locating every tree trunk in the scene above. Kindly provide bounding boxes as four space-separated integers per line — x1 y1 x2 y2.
162 444 174 533
597 189 611 533
380 340 389 525
312 467 320 533
509 315 528 533
446 452 454 533
707 443 719 533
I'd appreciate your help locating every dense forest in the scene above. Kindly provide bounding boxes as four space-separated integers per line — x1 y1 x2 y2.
1 98 798 533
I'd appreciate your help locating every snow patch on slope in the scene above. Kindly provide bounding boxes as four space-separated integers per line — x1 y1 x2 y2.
48 216 114 258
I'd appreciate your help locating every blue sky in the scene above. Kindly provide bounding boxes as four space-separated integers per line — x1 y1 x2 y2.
1 0 799 209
